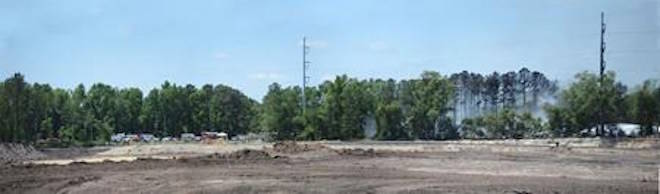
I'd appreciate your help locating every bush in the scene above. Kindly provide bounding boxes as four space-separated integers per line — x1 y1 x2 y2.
459 109 544 139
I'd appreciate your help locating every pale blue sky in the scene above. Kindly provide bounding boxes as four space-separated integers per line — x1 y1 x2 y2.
1 0 659 100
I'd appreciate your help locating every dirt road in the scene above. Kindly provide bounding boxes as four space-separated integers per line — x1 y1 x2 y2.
1 140 658 193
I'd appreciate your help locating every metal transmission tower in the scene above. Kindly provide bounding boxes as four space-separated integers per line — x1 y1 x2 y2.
598 12 607 136
302 37 311 113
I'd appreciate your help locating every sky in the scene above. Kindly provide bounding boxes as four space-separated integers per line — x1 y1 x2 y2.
1 0 659 100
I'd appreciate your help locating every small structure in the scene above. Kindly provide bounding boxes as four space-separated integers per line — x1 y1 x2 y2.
201 131 228 144
123 134 139 142
161 136 173 142
218 132 228 140
201 131 229 140
180 133 196 141
582 123 642 137
233 132 269 142
201 131 219 139
140 133 156 142
111 133 126 142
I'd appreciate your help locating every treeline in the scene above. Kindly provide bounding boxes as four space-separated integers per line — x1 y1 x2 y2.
258 69 659 140
1 68 659 144
261 72 456 140
261 68 557 140
0 73 257 144
461 71 660 139
546 71 659 137
450 68 557 122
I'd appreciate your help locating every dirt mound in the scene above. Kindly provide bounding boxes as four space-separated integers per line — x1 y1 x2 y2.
272 142 380 158
196 149 282 161
335 148 379 157
272 141 329 154
0 143 45 165
40 147 109 160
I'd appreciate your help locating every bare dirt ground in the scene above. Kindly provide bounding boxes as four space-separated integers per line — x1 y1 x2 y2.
1 139 659 194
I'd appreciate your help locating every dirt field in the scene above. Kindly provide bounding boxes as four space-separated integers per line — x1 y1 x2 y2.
1 139 659 194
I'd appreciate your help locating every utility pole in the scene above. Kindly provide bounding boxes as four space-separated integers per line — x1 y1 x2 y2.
302 37 311 113
598 12 606 136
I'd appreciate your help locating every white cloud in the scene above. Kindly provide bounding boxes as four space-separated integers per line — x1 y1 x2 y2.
249 72 283 80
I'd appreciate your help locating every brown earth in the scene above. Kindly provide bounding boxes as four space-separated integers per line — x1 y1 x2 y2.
271 141 331 154
187 149 284 161
0 140 658 194
0 143 45 165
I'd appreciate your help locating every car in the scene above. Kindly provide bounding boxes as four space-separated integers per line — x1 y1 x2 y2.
181 133 196 141
123 134 139 142
161 136 173 142
111 133 126 142
140 133 156 142
201 131 228 140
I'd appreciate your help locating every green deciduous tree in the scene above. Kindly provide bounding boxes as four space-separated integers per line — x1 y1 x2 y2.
115 88 143 134
627 80 659 136
319 75 373 140
545 71 626 137
2 70 656 144
373 79 408 140
3 73 30 142
260 83 303 140
402 71 455 140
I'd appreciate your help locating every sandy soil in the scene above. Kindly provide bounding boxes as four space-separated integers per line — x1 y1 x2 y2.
1 140 658 194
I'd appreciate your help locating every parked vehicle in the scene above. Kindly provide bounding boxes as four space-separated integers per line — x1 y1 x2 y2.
201 131 228 140
140 133 156 142
161 136 173 142
181 133 196 141
123 134 139 142
111 133 126 142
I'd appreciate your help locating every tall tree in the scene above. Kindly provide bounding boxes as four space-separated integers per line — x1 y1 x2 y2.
3 73 30 142
518 68 532 110
190 84 214 133
545 71 625 137
484 72 501 112
115 88 143 133
210 84 255 136
85 83 117 142
627 80 659 136
402 71 455 139
49 89 71 139
28 83 54 141
261 83 303 140
140 88 162 135
500 71 517 109
299 86 324 140
319 75 372 140
374 79 408 140
60 84 90 143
